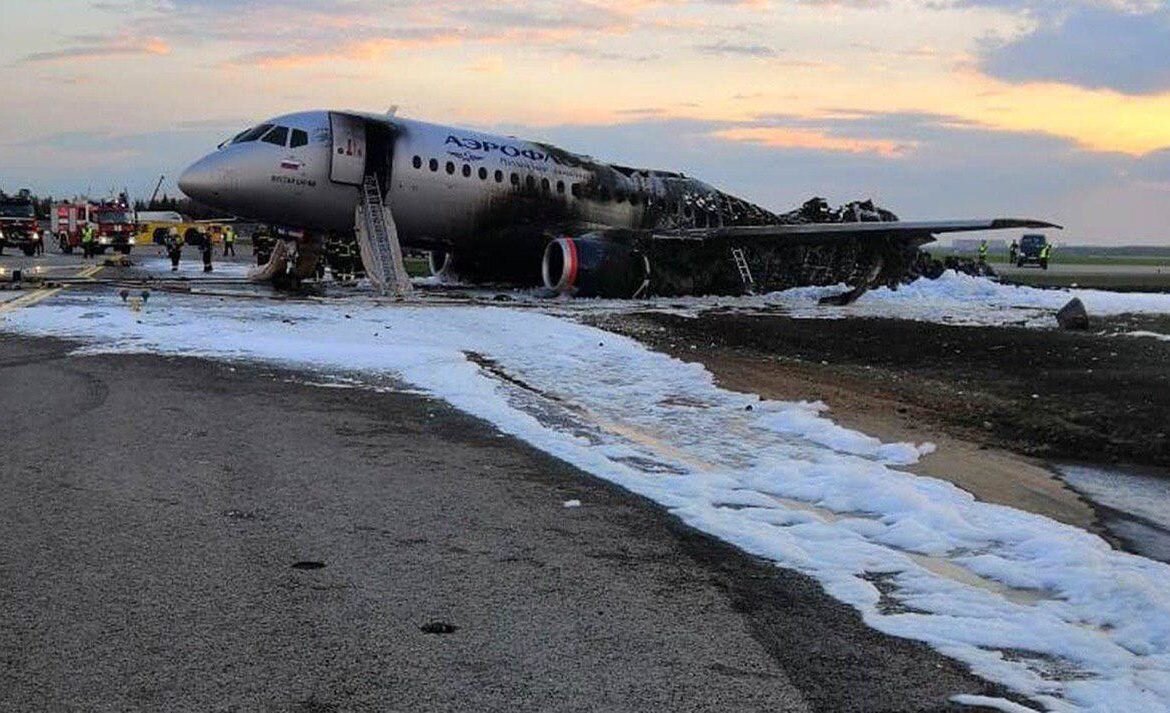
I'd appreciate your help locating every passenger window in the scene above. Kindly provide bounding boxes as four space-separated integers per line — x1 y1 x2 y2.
556 180 565 194
525 175 536 191
495 170 504 183
261 126 289 146
446 161 455 175
510 173 520 185
290 129 309 148
541 178 550 193
571 184 581 198
478 167 488 180
234 124 274 144
429 158 439 172
412 155 422 169
462 164 471 178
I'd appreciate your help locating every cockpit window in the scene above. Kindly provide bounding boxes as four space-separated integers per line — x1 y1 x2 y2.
290 129 309 148
232 124 274 144
262 126 289 147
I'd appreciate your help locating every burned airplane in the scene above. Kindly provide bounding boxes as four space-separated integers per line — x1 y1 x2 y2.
179 110 1057 300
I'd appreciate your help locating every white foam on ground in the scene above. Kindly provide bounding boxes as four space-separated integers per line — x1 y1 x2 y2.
1123 331 1170 342
953 694 1046 713
759 271 1170 326
5 291 1170 712
537 271 1170 329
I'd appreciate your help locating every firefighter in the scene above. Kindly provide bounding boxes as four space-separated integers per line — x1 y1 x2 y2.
223 225 236 257
199 229 214 272
166 227 183 271
977 240 989 265
253 226 272 265
1008 240 1019 265
335 238 354 282
325 234 340 277
81 224 96 259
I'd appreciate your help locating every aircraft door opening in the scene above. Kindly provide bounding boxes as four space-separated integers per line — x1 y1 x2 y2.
329 113 366 185
366 122 395 197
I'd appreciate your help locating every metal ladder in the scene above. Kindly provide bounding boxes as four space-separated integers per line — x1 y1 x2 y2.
355 174 413 298
731 247 755 293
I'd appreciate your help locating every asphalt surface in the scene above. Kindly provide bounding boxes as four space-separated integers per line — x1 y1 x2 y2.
995 261 1170 291
0 334 1015 712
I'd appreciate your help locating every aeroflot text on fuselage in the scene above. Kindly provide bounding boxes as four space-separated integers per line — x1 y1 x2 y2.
444 136 575 166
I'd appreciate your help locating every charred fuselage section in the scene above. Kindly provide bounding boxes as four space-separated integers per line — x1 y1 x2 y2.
436 140 913 298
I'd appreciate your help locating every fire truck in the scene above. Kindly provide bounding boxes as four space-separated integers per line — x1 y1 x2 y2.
0 189 42 256
51 196 137 255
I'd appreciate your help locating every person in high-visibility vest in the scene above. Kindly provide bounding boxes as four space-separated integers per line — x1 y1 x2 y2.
222 226 236 257
81 224 96 259
1040 241 1052 269
165 227 183 271
977 240 989 265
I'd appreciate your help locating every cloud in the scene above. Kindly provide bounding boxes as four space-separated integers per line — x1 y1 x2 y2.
22 36 171 63
1133 149 1170 185
92 0 661 68
963 2 1170 94
713 127 914 157
695 40 778 57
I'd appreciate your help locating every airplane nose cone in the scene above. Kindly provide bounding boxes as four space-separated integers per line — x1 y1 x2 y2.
178 156 218 203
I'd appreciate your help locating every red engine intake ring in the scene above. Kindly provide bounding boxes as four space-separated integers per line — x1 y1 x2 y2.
542 237 579 293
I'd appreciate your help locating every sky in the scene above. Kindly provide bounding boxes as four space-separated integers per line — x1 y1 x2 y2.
0 0 1168 244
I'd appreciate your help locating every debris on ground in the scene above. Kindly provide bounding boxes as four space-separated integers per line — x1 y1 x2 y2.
1056 297 1090 330
103 254 134 267
419 621 459 635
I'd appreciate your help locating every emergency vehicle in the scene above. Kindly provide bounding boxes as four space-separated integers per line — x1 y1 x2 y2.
1016 234 1052 270
0 190 42 256
51 196 137 255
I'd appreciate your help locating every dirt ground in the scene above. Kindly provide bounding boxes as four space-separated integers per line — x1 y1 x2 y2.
587 310 1170 532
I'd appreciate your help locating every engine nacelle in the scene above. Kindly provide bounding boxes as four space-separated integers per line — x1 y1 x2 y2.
542 233 649 298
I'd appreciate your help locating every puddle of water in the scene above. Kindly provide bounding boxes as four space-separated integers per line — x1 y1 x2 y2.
1058 464 1170 564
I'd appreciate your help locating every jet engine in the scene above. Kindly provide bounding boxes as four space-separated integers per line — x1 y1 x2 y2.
542 233 650 298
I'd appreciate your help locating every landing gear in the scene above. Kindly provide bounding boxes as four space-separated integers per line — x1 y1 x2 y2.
428 250 454 278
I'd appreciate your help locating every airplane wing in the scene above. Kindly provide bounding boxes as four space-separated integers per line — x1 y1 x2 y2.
653 218 1062 246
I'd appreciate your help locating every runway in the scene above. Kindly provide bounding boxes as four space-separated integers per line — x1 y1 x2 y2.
0 335 1007 712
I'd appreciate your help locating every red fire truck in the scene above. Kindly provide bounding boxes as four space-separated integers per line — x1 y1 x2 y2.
0 190 42 256
51 196 137 255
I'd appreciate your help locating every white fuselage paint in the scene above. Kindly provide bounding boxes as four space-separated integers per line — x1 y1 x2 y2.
179 110 656 249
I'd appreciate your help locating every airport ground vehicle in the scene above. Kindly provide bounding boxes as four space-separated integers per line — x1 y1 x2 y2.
0 191 42 256
1016 234 1051 269
135 220 228 248
51 198 137 255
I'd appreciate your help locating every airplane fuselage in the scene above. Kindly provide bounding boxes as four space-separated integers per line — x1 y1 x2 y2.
179 110 778 258
179 109 1056 297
